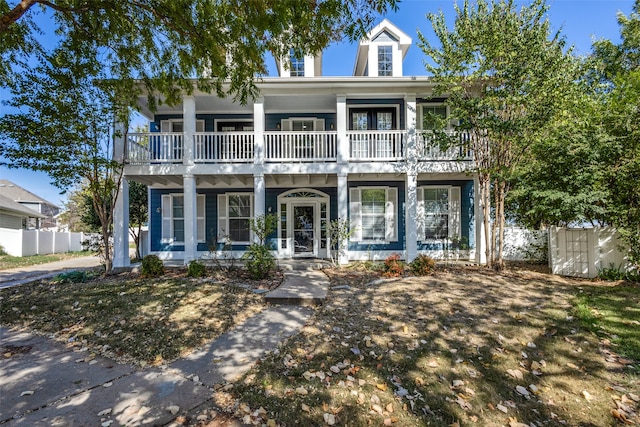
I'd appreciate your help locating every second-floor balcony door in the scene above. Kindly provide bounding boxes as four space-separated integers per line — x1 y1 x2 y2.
350 108 396 159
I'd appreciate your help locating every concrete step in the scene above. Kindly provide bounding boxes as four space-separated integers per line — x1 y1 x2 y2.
265 270 329 305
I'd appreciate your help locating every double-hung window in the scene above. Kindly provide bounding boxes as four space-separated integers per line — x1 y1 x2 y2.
161 194 206 244
417 186 461 241
217 193 253 243
377 45 393 76
290 49 305 77
421 105 448 131
349 187 398 242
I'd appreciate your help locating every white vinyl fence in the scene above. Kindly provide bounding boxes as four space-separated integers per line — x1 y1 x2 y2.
0 228 93 257
501 227 548 262
548 227 633 278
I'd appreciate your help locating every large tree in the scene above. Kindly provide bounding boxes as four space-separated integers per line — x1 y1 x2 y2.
1 0 397 104
0 46 127 272
418 0 576 268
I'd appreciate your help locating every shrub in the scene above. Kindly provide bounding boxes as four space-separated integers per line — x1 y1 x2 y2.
187 260 206 278
52 270 90 284
141 254 164 277
598 263 640 282
243 243 276 280
382 253 405 278
410 254 437 276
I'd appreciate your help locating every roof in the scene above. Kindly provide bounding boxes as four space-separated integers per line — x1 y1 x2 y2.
0 194 46 218
0 180 58 208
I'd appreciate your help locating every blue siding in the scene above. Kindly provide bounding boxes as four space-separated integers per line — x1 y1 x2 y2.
265 113 336 131
149 188 253 253
346 98 405 129
348 181 406 252
416 180 475 250
152 114 253 132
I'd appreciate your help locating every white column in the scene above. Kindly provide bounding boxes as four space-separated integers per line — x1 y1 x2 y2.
183 174 197 264
337 172 349 264
253 97 265 165
368 45 377 77
254 173 266 244
405 94 417 162
405 173 418 262
183 96 196 165
336 95 348 164
113 177 130 268
474 176 486 264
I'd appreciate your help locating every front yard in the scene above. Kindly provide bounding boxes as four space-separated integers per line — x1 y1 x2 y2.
0 263 638 426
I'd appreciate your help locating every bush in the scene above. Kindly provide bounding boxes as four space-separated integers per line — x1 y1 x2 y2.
243 243 276 279
410 254 437 276
141 254 164 277
598 263 640 282
382 253 405 278
187 260 207 278
52 270 91 284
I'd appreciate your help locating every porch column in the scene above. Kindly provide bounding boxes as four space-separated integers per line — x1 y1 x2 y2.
254 173 266 243
336 95 348 164
405 173 418 262
337 172 349 264
405 94 417 161
183 96 196 165
254 97 265 165
113 177 130 268
183 174 197 264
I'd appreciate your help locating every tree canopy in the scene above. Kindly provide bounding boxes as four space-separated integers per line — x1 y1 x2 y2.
1 0 397 105
418 0 577 268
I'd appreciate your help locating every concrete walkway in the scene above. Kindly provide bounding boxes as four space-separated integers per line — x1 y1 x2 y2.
0 256 102 289
0 258 330 426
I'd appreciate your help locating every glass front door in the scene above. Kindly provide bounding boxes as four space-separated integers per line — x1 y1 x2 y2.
293 205 315 256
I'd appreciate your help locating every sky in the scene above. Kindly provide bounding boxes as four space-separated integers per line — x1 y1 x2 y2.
0 0 635 208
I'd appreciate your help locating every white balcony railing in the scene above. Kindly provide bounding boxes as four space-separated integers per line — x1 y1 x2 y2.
194 132 254 163
127 133 183 164
416 131 473 161
124 130 474 165
348 130 405 161
265 131 337 162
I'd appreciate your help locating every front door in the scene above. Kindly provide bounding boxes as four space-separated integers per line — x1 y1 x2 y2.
293 204 315 257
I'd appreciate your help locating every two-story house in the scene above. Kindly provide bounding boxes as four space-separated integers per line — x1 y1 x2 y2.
112 19 484 267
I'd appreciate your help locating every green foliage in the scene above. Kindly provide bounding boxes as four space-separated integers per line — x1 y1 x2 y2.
0 245 6 256
1 0 397 104
409 254 437 276
382 254 405 278
597 264 640 282
243 244 276 280
187 260 207 278
140 255 164 278
249 214 278 246
418 0 578 268
128 181 148 260
327 218 353 266
52 270 92 284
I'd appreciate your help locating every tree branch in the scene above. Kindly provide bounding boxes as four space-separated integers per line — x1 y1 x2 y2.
0 0 38 33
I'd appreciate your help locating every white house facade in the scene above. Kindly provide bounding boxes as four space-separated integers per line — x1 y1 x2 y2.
112 20 484 267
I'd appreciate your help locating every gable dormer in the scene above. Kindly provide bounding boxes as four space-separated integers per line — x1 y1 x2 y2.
353 19 411 77
275 49 323 77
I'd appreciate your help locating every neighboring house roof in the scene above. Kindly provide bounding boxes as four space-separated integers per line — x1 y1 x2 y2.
0 179 59 210
0 194 46 218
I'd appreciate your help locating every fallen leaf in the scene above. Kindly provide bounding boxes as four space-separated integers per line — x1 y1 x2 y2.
20 390 34 396
515 385 530 397
376 383 387 391
301 403 310 412
508 417 529 427
323 413 336 425
167 405 180 415
497 404 508 413
507 369 523 380
581 390 593 401
97 408 112 416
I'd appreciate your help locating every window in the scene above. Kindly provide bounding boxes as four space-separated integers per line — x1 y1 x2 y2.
378 45 393 76
349 187 398 242
418 186 461 241
421 105 448 130
160 120 205 132
218 193 253 243
161 194 206 243
290 49 305 77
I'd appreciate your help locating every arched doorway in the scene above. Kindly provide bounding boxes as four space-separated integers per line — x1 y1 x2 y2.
277 189 330 258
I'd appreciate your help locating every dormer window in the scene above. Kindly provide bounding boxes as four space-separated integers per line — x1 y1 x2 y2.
378 46 393 76
290 49 305 77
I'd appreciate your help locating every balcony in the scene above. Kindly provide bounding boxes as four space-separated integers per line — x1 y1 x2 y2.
125 130 473 165
265 131 337 162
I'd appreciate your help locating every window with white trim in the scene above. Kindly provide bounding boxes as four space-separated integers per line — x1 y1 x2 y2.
377 45 393 76
349 187 397 242
417 186 461 241
160 119 205 133
161 194 206 244
290 49 305 77
218 193 253 243
420 105 448 130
